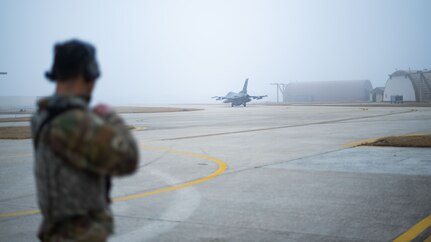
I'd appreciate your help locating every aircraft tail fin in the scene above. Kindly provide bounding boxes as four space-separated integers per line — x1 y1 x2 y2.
240 78 249 94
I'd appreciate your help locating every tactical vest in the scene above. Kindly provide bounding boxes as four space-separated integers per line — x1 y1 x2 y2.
32 96 111 225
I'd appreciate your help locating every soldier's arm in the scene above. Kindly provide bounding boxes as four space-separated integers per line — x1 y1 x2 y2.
49 109 139 176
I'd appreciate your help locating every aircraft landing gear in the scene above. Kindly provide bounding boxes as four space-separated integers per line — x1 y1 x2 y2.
231 103 234 107
243 103 246 107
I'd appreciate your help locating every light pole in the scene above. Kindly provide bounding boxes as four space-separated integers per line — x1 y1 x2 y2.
270 83 280 103
270 83 289 103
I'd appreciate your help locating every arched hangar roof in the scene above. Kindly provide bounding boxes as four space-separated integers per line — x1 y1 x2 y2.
284 80 373 102
386 70 431 102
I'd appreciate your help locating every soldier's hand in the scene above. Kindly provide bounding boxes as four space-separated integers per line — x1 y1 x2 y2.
92 104 114 118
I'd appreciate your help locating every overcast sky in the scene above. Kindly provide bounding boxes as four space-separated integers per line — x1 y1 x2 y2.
0 0 430 104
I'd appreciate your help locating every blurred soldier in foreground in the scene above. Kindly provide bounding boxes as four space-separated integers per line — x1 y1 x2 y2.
31 39 139 242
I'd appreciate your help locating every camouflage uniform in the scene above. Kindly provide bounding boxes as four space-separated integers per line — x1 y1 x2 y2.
31 95 138 242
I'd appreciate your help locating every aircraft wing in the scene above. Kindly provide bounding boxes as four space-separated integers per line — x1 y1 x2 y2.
249 95 268 100
212 96 226 100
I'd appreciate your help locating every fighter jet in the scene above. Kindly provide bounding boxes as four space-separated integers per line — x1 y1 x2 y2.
212 78 267 107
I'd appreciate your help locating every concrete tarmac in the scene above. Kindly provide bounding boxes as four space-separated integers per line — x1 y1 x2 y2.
0 104 430 241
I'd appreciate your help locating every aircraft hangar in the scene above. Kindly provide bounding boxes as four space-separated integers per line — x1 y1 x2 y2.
283 80 373 103
383 69 431 102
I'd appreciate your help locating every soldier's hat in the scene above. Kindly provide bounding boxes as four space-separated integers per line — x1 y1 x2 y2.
45 39 100 82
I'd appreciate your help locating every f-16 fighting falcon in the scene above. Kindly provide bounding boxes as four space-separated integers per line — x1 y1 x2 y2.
212 78 267 107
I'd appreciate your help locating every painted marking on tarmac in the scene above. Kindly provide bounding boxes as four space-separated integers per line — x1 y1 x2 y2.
164 109 417 141
342 131 431 148
113 145 227 202
393 214 431 242
0 146 227 218
0 209 40 218
343 132 431 241
111 167 201 242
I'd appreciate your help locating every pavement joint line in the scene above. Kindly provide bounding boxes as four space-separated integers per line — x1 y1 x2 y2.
114 213 182 223
138 149 170 168
162 109 416 141
342 131 431 148
257 148 345 170
203 148 346 178
116 213 383 242
0 193 36 203
0 153 33 159
0 145 228 218
393 215 431 242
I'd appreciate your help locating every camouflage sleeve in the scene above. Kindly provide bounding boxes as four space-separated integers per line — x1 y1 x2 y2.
49 109 139 176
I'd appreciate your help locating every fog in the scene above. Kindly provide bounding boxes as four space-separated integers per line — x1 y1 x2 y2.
0 0 430 105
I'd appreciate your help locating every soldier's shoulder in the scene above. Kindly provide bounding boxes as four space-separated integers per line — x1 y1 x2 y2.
51 109 101 128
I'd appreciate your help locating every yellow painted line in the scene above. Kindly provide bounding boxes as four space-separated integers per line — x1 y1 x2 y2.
0 145 227 218
393 215 431 242
342 131 431 148
425 235 431 242
113 145 227 202
0 209 40 218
